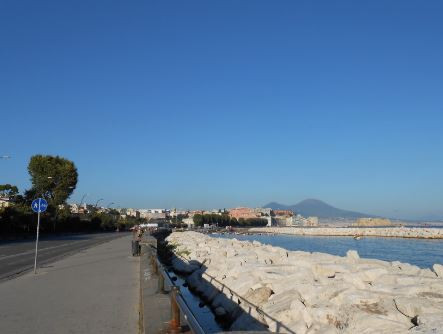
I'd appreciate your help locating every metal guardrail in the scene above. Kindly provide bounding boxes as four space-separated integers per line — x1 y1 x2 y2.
201 272 294 333
147 234 290 333
151 256 206 334
172 254 294 334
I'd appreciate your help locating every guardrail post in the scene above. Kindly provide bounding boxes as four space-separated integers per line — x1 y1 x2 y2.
170 286 181 333
158 271 165 293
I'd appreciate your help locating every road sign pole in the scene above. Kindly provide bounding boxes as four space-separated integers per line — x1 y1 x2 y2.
34 198 41 274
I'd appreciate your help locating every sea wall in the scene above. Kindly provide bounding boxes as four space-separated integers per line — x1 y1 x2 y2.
248 227 443 239
166 231 443 334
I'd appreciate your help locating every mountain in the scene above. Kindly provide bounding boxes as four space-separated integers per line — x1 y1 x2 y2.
264 199 373 219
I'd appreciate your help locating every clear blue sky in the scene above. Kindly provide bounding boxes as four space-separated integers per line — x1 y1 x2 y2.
1 1 442 220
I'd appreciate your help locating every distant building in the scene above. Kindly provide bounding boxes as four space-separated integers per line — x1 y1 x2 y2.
69 203 80 213
189 210 204 217
147 212 166 220
229 207 261 220
228 207 275 226
182 217 195 227
255 208 272 216
0 197 12 208
202 210 224 215
270 209 296 226
149 209 165 214
138 209 149 219
126 208 140 219
273 216 293 226
69 203 94 214
97 207 107 213
272 209 294 217
169 210 188 218
293 214 319 226
145 218 168 227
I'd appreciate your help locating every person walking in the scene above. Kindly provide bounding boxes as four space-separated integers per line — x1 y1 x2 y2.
132 227 142 256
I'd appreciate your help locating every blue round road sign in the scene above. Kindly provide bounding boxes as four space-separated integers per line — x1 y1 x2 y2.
31 198 48 213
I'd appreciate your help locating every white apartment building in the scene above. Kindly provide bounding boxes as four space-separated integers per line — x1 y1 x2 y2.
0 197 11 208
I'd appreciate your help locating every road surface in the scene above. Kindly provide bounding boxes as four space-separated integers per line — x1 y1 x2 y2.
0 235 139 334
0 232 128 280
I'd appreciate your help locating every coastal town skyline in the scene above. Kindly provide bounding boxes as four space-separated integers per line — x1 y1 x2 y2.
64 199 441 222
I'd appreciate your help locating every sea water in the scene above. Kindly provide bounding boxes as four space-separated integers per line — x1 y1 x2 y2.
214 233 443 268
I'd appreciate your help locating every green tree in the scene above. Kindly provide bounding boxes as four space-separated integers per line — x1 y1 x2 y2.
27 155 78 206
193 214 204 227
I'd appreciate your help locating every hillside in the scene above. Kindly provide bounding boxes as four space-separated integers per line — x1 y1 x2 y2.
264 199 373 218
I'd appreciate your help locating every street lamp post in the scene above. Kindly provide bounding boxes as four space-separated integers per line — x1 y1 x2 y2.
79 193 88 212
79 194 88 206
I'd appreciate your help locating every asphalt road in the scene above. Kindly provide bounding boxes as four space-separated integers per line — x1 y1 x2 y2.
0 232 129 281
0 235 139 334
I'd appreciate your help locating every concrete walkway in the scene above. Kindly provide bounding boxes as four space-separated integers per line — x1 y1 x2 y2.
0 235 139 334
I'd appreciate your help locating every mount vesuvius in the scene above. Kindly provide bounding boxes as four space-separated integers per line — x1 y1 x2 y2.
263 199 373 219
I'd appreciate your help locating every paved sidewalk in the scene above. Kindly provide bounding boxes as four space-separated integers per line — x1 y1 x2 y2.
0 235 139 334
140 241 171 333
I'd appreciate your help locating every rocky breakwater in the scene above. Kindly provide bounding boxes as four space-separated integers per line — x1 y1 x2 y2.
166 231 443 334
248 227 443 239
353 218 394 227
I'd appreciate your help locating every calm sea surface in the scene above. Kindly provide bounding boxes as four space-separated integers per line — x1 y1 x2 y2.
213 233 443 268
